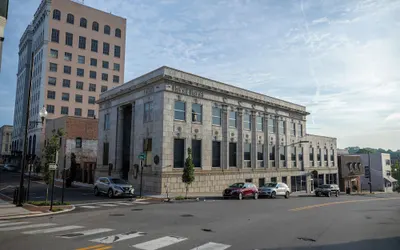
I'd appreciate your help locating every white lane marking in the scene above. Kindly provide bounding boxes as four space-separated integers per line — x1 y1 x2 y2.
58 228 115 238
190 242 231 250
97 204 118 207
80 205 99 209
133 201 150 204
90 231 146 244
0 222 29 227
0 223 57 231
23 225 84 234
116 202 133 205
132 236 187 250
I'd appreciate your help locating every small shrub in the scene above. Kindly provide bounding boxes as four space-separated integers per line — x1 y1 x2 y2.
175 195 185 200
50 208 63 212
28 201 70 206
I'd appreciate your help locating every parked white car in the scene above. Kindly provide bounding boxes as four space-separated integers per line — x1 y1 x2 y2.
94 177 134 198
258 182 291 198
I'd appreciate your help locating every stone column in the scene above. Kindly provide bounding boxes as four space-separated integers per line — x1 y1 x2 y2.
275 115 280 168
221 105 229 169
115 106 124 174
185 99 193 162
130 103 136 172
263 113 269 168
284 119 289 168
237 108 243 168
251 111 257 169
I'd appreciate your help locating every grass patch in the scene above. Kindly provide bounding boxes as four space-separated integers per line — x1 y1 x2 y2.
50 208 63 212
175 195 186 200
28 201 70 206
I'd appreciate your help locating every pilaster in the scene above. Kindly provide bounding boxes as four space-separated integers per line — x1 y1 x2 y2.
221 105 229 169
251 111 257 169
237 108 243 168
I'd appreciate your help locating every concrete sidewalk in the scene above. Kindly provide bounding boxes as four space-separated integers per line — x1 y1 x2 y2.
0 198 40 219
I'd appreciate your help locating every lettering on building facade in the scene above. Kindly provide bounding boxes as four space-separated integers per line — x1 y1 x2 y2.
144 86 154 95
172 85 204 98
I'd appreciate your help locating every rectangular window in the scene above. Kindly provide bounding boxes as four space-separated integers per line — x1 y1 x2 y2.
48 77 56 86
114 45 121 58
192 140 201 168
102 61 109 69
102 142 109 165
243 113 251 130
78 55 85 64
278 121 285 135
75 94 83 103
271 177 277 183
46 105 55 114
298 124 303 137
90 58 97 66
113 63 120 71
102 73 108 81
88 109 95 117
76 81 83 90
51 29 59 43
61 106 69 115
89 83 96 92
47 90 55 99
62 79 70 88
259 178 265 187
103 42 110 55
88 96 96 104
279 146 285 161
244 143 251 161
282 176 287 184
229 111 237 128
49 63 57 72
144 102 153 122
309 148 314 162
212 107 221 125
50 49 58 58
90 71 97 79
77 68 84 77
268 118 276 133
192 103 202 122
91 39 98 52
78 36 86 49
330 149 334 162
113 75 120 83
64 66 71 75
212 141 221 167
64 52 72 61
61 92 69 101
324 148 328 161
256 116 263 131
65 32 73 46
317 148 321 161
258 144 264 161
229 142 237 167
298 147 303 161
174 101 185 121
291 147 296 161
269 145 275 161
173 139 185 168
74 108 82 116
104 113 110 130
101 85 108 92
290 122 296 136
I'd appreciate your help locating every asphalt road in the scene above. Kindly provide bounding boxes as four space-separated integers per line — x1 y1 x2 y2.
1 193 399 250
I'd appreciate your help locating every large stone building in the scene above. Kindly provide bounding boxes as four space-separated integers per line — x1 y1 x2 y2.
97 66 338 195
11 0 126 161
0 125 12 163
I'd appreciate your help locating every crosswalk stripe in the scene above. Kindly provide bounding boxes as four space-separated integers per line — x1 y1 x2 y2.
133 201 150 204
23 225 84 234
116 202 133 205
90 231 146 244
58 228 115 238
0 223 57 231
80 205 98 209
98 204 118 207
132 236 187 250
0 222 29 227
190 242 231 250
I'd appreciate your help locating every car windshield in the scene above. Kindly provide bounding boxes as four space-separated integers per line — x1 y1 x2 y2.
264 183 277 188
110 178 127 184
319 185 330 188
229 183 245 188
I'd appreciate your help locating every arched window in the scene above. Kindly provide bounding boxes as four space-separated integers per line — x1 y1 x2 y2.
32 135 36 156
104 25 110 35
92 21 99 31
115 28 121 38
76 137 82 148
67 13 74 24
53 9 61 20
80 17 87 28
28 136 32 155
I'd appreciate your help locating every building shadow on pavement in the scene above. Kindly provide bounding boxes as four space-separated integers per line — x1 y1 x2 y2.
258 236 400 250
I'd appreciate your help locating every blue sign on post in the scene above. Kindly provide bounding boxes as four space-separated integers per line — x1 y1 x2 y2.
138 153 146 160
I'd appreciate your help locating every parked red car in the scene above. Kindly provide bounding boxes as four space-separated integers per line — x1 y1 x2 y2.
223 182 259 200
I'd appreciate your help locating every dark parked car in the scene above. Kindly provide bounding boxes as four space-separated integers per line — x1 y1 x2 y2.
2 164 20 172
315 184 340 197
223 182 259 200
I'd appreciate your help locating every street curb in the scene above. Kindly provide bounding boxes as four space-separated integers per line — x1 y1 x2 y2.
0 205 76 220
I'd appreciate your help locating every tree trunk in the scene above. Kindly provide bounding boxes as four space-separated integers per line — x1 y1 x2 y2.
185 185 189 199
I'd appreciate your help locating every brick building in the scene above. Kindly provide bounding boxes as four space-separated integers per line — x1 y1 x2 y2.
45 116 98 184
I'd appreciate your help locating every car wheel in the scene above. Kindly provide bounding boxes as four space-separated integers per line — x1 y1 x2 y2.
271 192 276 199
94 187 99 196
327 191 331 197
335 191 339 197
284 191 290 199
238 193 243 200
316 192 321 197
254 192 259 200
108 189 114 198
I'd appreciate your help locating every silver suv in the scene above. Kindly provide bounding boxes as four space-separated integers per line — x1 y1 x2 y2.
94 177 134 198
259 182 291 199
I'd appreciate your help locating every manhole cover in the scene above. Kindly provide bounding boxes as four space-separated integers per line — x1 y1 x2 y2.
109 213 125 216
201 228 213 232
180 214 194 217
131 208 143 211
297 237 316 242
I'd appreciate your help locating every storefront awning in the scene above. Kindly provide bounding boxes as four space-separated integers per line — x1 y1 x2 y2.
384 176 398 183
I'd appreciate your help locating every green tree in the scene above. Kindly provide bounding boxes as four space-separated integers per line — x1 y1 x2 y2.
392 162 400 192
182 148 195 199
356 148 375 154
42 129 65 202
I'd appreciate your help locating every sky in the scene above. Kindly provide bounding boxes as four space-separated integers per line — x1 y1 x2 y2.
0 0 399 150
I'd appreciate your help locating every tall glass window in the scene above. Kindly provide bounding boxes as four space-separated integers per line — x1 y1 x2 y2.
174 101 185 121
256 116 263 131
192 140 201 168
229 111 237 128
212 107 221 125
192 103 202 122
243 113 251 130
173 139 184 168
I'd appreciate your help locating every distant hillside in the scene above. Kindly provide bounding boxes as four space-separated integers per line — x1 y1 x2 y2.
345 147 400 159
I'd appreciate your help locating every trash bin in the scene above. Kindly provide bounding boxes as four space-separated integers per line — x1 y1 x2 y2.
346 187 351 195
13 187 27 204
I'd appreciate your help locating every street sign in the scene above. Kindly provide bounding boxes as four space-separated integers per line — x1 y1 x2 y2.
138 152 146 160
49 164 57 171
365 166 370 178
